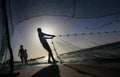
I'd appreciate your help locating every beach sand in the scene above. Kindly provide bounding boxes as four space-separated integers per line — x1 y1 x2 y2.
14 64 120 77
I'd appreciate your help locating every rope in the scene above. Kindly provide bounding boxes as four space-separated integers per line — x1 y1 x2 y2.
51 39 63 63
57 30 120 37
58 38 78 51
72 0 76 17
86 19 120 30
53 30 120 52
52 38 74 51
57 37 81 50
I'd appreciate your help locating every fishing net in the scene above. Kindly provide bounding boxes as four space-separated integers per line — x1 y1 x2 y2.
0 0 120 73
0 0 13 76
8 0 120 35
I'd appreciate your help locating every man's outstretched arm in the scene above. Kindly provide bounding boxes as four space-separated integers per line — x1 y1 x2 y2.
43 32 55 36
45 35 56 39
43 32 56 39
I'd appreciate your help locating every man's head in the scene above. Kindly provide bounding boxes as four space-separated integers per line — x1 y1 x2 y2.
20 45 23 48
37 28 41 32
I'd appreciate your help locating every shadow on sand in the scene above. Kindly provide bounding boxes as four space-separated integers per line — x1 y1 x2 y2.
31 65 60 77
64 64 94 77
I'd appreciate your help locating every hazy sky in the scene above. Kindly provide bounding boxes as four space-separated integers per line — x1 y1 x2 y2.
7 0 120 61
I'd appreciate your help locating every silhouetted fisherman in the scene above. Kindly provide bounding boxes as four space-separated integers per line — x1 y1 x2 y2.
24 49 28 64
18 45 25 64
37 28 58 63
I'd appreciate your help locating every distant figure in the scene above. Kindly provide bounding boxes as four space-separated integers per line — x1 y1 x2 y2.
37 28 58 63
18 45 25 64
24 49 28 64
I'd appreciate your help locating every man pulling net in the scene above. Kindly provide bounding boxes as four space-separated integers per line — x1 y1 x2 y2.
37 28 58 63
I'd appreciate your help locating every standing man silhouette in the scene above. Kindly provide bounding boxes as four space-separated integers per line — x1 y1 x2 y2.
37 28 57 63
18 45 25 64
24 49 28 64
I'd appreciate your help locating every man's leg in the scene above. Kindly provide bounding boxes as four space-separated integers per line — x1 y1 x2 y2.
48 53 51 63
20 57 24 64
25 57 28 64
44 44 57 63
45 47 55 63
49 51 56 62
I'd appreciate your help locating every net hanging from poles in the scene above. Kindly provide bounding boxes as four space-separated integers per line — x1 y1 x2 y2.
0 0 14 76
1 0 120 66
7 0 120 35
6 0 120 62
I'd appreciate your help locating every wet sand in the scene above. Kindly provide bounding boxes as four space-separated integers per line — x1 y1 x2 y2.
14 64 120 77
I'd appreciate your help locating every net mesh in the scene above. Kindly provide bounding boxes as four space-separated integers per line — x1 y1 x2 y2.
0 0 119 70
9 0 120 24
6 0 120 61
0 0 13 75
